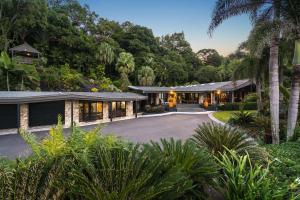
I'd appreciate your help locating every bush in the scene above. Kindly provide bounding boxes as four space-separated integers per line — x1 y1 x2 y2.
216 149 276 200
143 139 218 199
145 105 165 113
228 110 255 127
191 123 268 161
265 142 300 198
1 121 220 200
217 102 257 111
243 93 258 103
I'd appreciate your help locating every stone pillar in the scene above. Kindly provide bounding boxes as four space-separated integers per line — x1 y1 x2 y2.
231 91 235 103
126 101 134 117
103 102 109 120
73 101 80 124
64 101 72 127
211 92 215 104
199 94 204 104
20 104 28 130
155 94 160 105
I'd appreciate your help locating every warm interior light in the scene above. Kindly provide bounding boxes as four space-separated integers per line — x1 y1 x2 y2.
217 90 221 95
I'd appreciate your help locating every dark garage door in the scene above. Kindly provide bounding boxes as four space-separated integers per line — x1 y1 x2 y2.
0 104 18 129
29 101 65 127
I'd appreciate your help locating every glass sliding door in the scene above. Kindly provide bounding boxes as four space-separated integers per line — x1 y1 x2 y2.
79 101 103 122
110 101 126 118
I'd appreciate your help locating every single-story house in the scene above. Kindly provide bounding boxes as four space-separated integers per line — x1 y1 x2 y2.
0 92 147 133
129 79 255 108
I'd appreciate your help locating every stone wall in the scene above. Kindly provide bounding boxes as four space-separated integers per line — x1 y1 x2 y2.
20 104 28 130
73 101 80 124
65 101 72 127
126 101 134 117
103 102 109 120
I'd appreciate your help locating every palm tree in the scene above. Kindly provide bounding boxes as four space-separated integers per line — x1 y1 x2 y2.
96 42 114 65
283 0 300 140
138 66 155 86
0 51 15 91
116 52 135 91
208 0 282 144
237 60 263 110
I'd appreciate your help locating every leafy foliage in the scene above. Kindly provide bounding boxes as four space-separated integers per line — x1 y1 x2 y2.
192 123 267 161
138 66 155 86
216 149 276 200
228 110 255 127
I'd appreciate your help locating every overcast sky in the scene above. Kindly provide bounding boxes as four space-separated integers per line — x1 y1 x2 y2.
79 0 252 56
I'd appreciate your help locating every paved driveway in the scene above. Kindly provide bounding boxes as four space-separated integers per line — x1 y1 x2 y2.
0 114 212 159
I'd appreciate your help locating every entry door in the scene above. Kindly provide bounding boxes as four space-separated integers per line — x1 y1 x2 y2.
29 101 65 127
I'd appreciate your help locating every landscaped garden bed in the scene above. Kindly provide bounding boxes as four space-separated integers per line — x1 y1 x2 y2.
0 120 299 199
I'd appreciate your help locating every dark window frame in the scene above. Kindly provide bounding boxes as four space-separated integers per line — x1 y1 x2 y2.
79 101 103 122
110 101 126 118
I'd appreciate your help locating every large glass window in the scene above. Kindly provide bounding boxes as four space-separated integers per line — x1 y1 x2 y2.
110 101 126 118
79 101 103 122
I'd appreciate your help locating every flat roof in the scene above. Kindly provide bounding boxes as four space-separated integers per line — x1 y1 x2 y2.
0 91 147 104
128 79 253 93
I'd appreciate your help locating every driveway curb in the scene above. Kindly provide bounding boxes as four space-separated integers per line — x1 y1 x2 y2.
139 111 214 118
207 112 226 125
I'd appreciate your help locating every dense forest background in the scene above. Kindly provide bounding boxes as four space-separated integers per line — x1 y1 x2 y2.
0 0 292 92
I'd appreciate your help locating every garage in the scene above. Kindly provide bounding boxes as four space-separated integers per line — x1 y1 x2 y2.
0 104 18 129
29 101 65 127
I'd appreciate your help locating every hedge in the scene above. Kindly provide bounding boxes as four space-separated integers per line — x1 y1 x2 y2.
217 102 257 111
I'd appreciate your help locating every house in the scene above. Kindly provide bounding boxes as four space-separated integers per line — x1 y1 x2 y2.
0 91 146 133
129 79 255 108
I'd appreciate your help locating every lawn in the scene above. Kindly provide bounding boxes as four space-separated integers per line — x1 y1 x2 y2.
213 110 257 123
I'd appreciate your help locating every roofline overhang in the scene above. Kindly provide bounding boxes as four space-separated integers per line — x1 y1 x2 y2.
0 93 147 104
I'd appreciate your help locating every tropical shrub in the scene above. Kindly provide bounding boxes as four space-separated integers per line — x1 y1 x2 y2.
192 123 268 161
266 142 300 199
217 102 257 111
243 93 258 103
228 110 255 127
1 121 221 200
143 139 219 199
216 150 276 200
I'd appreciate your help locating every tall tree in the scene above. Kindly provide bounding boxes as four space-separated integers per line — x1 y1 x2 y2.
138 66 155 86
283 0 300 139
208 0 282 144
116 52 135 91
96 42 114 65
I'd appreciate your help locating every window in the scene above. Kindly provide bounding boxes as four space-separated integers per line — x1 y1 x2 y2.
110 101 126 118
79 101 103 122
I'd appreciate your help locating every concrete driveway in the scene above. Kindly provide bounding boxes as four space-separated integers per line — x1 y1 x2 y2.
0 114 212 159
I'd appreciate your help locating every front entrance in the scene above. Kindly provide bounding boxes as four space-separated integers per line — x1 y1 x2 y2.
177 93 199 104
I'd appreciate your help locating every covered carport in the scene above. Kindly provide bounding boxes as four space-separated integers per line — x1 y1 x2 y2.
0 104 18 129
28 101 65 127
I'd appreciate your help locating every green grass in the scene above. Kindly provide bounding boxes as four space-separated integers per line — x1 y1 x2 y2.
213 110 257 123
